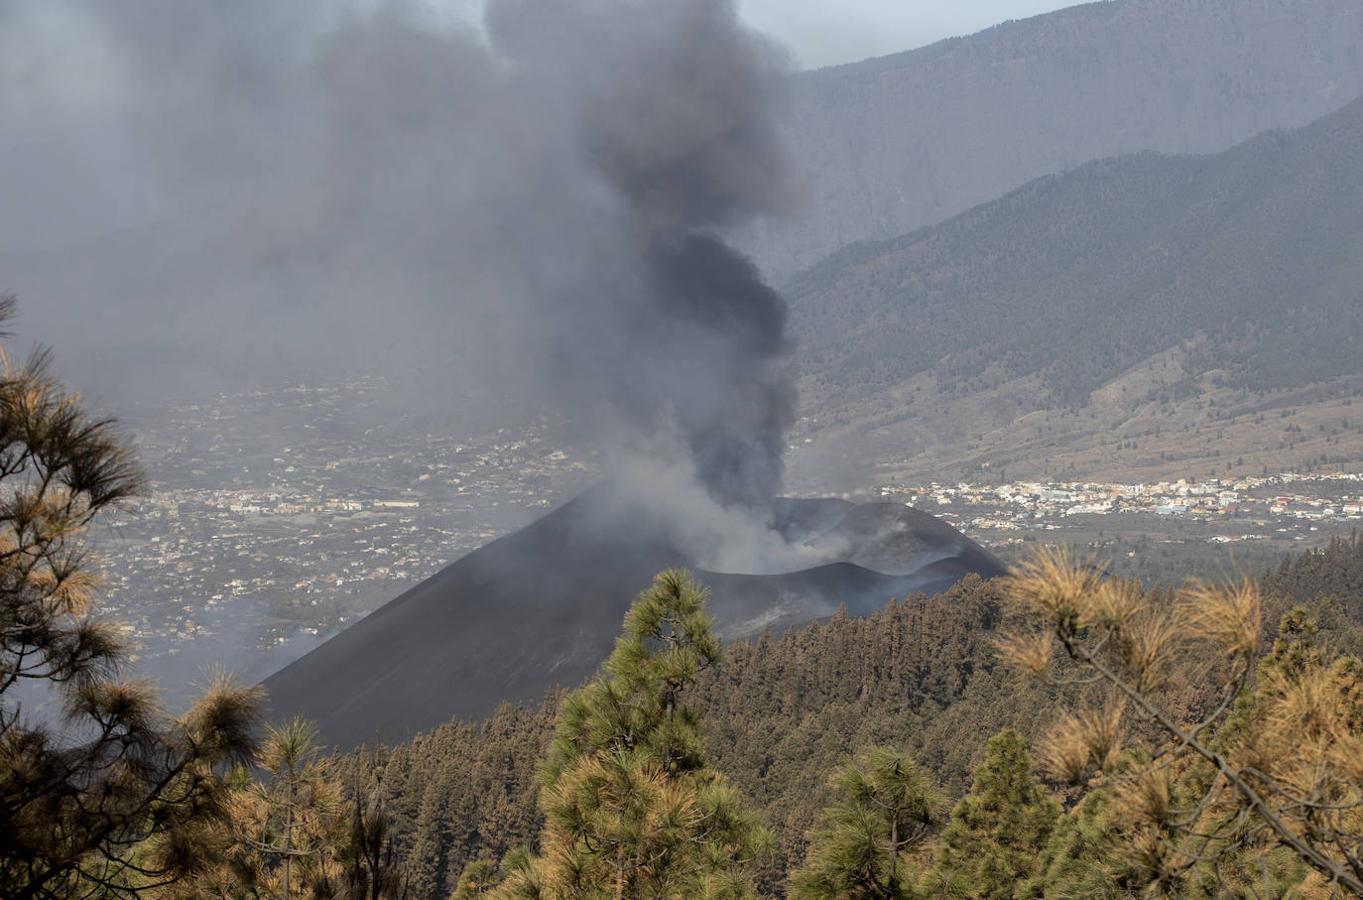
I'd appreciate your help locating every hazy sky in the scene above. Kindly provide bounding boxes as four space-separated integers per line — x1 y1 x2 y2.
1 0 1090 401
739 0 1081 69
430 0 1087 70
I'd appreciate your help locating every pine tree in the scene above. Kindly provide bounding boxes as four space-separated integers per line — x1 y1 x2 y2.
184 718 345 897
788 745 941 899
178 719 410 899
489 569 769 899
450 859 502 898
338 757 410 900
923 729 1060 898
997 548 1363 894
0 295 261 896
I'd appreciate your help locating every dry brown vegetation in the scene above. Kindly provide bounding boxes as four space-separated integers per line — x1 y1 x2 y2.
999 547 1363 894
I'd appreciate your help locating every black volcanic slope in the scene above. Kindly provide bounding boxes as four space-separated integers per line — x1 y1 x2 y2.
263 487 1005 749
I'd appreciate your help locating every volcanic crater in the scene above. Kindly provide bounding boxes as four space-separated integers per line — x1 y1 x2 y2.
263 486 1006 748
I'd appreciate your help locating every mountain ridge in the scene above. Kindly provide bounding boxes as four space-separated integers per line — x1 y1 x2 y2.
743 0 1363 279
783 94 1363 488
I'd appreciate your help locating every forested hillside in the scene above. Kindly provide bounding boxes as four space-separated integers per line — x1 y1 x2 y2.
785 95 1363 487
343 537 1363 898
747 0 1363 279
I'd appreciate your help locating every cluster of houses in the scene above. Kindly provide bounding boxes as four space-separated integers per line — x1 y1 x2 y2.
94 391 592 682
880 472 1363 537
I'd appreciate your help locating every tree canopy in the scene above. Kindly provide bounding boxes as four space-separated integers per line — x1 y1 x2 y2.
0 295 262 898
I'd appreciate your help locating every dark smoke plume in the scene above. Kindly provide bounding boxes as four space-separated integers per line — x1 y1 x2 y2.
482 0 798 509
2 0 802 563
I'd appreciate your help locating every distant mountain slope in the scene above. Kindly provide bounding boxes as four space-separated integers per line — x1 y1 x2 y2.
784 95 1363 486
744 0 1363 279
263 486 1005 749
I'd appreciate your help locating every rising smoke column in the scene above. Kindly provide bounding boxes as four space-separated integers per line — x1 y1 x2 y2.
5 0 798 514
488 0 798 509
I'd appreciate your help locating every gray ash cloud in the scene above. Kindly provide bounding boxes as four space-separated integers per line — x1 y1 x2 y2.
3 0 797 514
